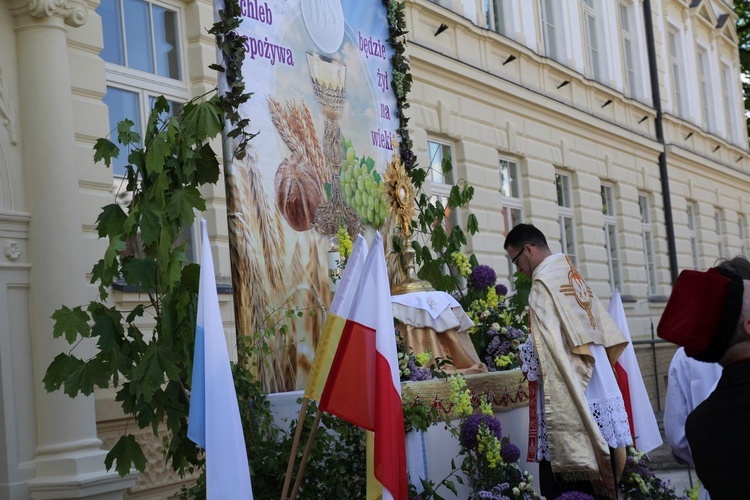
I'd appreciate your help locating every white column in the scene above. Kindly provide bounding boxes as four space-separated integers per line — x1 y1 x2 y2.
10 1 135 498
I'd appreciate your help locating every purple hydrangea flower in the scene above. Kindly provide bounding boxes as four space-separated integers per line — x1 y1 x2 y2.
495 284 508 297
459 414 502 451
470 265 497 291
556 492 595 500
472 483 510 500
500 443 521 463
505 326 526 339
408 358 433 381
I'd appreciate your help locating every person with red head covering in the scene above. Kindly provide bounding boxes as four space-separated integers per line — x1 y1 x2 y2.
658 256 750 500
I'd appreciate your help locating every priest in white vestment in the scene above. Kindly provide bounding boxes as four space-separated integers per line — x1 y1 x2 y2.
505 223 632 499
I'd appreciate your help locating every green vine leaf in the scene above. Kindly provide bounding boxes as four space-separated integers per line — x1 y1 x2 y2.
145 132 171 174
43 353 83 393
65 355 112 396
121 258 158 292
105 435 148 475
51 305 90 343
93 138 120 168
131 343 179 401
96 204 127 238
166 186 205 222
117 119 140 147
139 204 162 246
182 99 223 142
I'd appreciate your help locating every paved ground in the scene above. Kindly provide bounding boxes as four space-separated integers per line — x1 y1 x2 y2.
658 467 699 496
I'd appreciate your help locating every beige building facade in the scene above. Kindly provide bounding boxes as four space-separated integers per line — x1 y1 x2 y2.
0 0 746 497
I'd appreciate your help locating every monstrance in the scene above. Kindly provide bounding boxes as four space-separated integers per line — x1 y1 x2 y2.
383 141 434 295
306 52 362 237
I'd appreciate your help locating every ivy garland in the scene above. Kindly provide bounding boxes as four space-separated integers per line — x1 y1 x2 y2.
385 0 417 171
209 0 254 158
384 0 480 294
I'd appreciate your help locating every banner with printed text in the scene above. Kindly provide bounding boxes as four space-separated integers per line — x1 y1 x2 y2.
226 0 398 392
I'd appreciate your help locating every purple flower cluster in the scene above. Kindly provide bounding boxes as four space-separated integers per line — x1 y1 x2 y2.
556 492 595 500
483 326 526 370
500 443 521 463
459 414 502 451
470 265 497 291
407 357 433 382
495 283 508 297
473 483 510 500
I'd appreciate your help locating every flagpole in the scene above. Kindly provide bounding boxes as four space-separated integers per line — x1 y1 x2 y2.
280 397 310 499
289 408 324 499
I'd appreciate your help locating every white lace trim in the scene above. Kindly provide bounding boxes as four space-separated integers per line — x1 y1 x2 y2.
519 338 550 461
588 395 633 448
519 337 540 382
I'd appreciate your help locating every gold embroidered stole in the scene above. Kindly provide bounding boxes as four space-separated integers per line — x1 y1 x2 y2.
529 255 628 497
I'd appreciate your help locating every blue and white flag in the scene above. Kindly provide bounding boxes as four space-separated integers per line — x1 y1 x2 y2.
188 219 253 499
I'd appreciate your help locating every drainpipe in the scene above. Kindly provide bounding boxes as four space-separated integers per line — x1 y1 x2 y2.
643 0 679 285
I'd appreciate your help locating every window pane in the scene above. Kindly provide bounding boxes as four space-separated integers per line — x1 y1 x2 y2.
556 174 570 207
100 0 125 65
619 3 629 32
601 186 614 215
104 86 141 176
428 142 452 185
124 0 154 74
499 160 519 198
510 207 522 228
586 14 600 80
563 217 575 256
644 230 657 293
153 5 180 79
639 195 649 223
542 0 557 60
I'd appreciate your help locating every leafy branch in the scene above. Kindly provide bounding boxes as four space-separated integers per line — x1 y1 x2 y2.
42 0 252 478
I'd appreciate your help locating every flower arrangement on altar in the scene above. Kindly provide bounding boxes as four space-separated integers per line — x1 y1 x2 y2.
397 343 435 382
619 446 688 500
451 252 530 372
448 375 541 500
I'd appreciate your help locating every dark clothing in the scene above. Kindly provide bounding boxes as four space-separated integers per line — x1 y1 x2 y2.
538 451 618 500
686 360 750 499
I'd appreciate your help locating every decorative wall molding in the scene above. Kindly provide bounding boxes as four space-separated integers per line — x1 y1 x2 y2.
0 68 17 147
4 241 20 261
13 0 88 26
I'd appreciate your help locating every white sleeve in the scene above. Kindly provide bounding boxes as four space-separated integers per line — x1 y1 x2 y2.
663 349 694 464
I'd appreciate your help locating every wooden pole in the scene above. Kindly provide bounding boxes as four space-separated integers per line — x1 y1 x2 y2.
289 408 323 499
280 397 310 500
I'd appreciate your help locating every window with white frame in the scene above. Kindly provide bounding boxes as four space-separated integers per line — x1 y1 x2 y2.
667 28 685 118
500 158 523 287
99 0 188 177
697 47 714 132
427 140 458 235
582 0 603 82
540 0 562 62
601 184 622 292
484 0 512 37
99 0 194 262
687 203 699 270
618 0 638 97
639 194 657 295
715 209 725 258
739 215 747 257
556 172 577 265
721 64 737 143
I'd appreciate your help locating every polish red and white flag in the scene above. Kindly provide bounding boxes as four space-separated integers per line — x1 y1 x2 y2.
319 232 408 500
